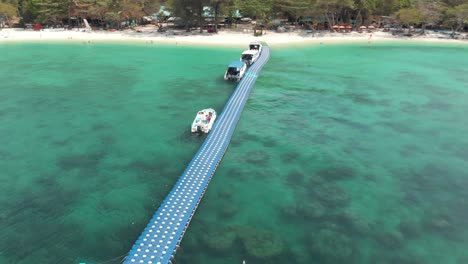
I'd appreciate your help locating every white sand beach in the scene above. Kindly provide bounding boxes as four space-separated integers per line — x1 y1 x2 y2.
1 26 467 47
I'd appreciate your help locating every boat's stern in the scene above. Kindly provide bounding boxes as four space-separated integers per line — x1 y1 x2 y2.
191 109 217 133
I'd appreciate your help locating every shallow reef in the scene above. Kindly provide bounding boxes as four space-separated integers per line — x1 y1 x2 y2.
309 228 354 263
374 230 405 250
237 227 284 259
202 229 237 253
57 151 106 171
316 165 355 181
243 150 271 165
218 202 239 219
286 170 305 186
280 151 300 164
308 183 351 208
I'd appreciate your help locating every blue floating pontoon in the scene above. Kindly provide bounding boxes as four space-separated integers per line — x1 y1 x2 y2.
124 45 271 264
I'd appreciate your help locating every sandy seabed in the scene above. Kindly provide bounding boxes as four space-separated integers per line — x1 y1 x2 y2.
0 27 467 47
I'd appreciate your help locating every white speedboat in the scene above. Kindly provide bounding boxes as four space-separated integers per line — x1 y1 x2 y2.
240 49 259 66
191 108 217 133
249 41 262 53
224 61 247 81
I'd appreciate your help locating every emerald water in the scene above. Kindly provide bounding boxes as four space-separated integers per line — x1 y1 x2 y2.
0 42 467 264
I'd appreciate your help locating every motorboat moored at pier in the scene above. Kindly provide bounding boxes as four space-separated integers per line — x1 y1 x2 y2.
191 108 217 133
224 61 247 81
241 49 259 66
249 41 262 53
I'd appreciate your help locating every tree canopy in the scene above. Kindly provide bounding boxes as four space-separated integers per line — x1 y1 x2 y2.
0 1 17 18
0 0 466 32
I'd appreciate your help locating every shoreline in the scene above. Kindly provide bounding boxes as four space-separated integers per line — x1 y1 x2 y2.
1 28 467 47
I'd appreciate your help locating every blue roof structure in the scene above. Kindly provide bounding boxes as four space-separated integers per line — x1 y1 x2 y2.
228 61 245 69
123 46 271 264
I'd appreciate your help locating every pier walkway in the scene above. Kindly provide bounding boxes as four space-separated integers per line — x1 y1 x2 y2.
124 45 271 264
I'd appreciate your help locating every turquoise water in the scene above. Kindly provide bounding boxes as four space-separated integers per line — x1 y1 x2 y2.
0 42 467 264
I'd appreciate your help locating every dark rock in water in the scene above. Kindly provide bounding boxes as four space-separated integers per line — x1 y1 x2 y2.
399 220 422 238
236 227 284 259
244 150 270 165
423 99 452 111
308 174 327 186
378 110 394 119
52 135 75 147
280 205 299 219
261 137 277 148
127 159 165 174
224 167 248 180
90 122 112 131
328 116 371 132
251 167 279 180
375 121 413 134
125 158 178 184
57 151 106 171
218 203 239 218
316 165 355 181
286 170 305 186
177 233 201 257
399 144 423 157
281 201 325 220
230 137 242 147
0 150 14 160
201 229 237 253
99 135 116 145
411 164 461 194
310 183 350 208
374 230 404 250
238 131 260 143
217 189 233 200
327 210 374 236
280 151 300 163
385 254 425 264
425 215 453 231
297 201 326 219
309 228 353 263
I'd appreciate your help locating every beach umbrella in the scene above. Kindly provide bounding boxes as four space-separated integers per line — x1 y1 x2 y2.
345 25 352 29
33 23 42 31
368 25 376 29
332 25 339 29
339 25 345 29
360 25 367 29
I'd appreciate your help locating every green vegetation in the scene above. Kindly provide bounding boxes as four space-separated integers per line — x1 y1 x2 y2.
0 0 466 32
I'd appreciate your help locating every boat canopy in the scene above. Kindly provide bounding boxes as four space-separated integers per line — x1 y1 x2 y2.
228 61 245 69
242 50 257 55
250 42 262 49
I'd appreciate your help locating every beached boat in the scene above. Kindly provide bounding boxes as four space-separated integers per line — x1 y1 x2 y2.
191 108 217 133
241 49 259 66
249 41 263 53
224 61 247 81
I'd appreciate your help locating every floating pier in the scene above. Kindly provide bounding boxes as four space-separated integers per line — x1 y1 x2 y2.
124 45 271 264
